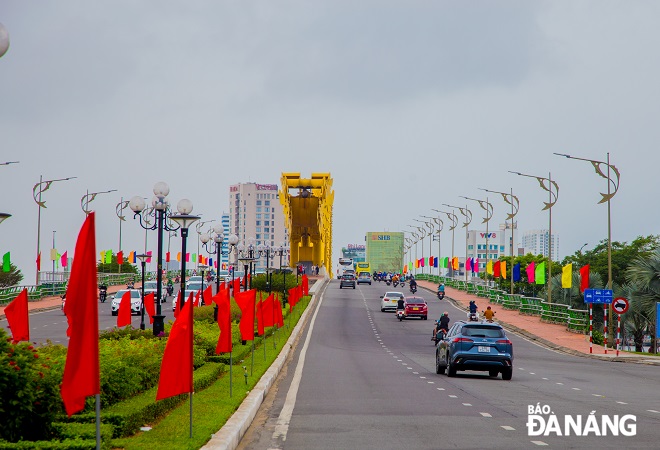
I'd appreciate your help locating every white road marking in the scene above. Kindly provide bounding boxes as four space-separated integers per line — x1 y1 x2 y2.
480 412 492 417
616 401 628 405
531 441 548 446
556 382 563 385
518 367 524 370
419 376 426 379
413 372 419 374
648 410 660 414
572 388 581 391
462 403 472 406
542 377 548 380
449 395 457 398
271 282 325 442
427 381 434 384
529 372 535 375
406 367 412 370
501 426 515 431
592 394 603 397
437 388 445 391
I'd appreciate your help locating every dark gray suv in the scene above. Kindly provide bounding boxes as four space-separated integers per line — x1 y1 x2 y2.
339 274 356 289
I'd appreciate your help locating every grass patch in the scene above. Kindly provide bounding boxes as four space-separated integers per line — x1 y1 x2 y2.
111 296 312 450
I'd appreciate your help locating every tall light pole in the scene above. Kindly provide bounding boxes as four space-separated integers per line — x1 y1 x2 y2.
196 220 213 271
33 175 77 284
424 215 444 277
480 188 520 296
136 254 149 331
554 152 620 341
433 209 458 278
129 182 182 336
460 196 493 279
444 203 472 282
509 171 559 303
81 189 117 215
413 219 428 275
116 199 130 274
168 198 200 439
416 218 434 275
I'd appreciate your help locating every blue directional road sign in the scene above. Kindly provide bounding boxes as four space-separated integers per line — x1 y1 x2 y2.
583 289 613 304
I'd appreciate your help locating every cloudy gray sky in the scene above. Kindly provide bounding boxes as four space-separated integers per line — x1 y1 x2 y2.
1 1 658 282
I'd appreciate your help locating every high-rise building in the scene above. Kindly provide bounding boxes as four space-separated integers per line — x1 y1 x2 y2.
221 212 230 269
366 232 404 273
521 229 559 259
228 182 288 270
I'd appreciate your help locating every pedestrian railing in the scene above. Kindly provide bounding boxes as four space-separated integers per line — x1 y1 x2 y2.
540 301 570 325
475 284 489 297
520 297 543 316
502 293 522 310
567 308 588 333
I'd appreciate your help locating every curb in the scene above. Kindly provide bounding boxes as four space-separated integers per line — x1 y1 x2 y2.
202 279 328 450
421 285 660 366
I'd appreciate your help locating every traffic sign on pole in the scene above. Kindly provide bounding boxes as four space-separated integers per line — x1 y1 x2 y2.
612 297 629 314
583 289 613 304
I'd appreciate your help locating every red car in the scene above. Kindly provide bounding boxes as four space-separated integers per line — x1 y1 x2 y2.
404 297 428 320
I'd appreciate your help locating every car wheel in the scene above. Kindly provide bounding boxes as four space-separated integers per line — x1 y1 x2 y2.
489 369 499 377
447 359 456 377
340 285 342 289
436 353 446 374
502 367 513 380
423 316 427 320
381 308 385 312
111 311 117 316
353 286 355 289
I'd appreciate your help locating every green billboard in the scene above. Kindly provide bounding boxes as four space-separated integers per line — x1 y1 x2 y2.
366 232 404 273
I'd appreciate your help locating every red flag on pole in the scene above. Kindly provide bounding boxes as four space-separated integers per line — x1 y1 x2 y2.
232 277 241 294
274 295 284 328
193 291 201 308
36 252 41 271
144 292 155 324
234 289 256 341
262 294 275 328
256 293 265 336
156 296 193 401
212 288 232 353
173 291 182 318
116 251 123 266
165 252 170 263
493 260 501 278
61 251 69 268
580 264 590 293
117 291 132 328
61 212 99 417
302 274 309 296
203 285 213 305
5 288 29 343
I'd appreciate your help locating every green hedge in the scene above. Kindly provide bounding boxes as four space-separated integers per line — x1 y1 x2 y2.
60 362 225 438
0 438 103 450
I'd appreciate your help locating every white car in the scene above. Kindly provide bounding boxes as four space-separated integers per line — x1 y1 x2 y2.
187 276 204 285
172 281 209 311
143 281 167 303
380 291 405 312
111 289 143 316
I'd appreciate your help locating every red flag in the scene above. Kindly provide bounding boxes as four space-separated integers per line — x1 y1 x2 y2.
144 292 155 324
117 291 132 328
302 274 309 296
274 295 284 328
193 291 201 308
580 264 590 293
288 286 300 312
256 294 265 336
146 251 152 263
234 289 256 341
116 251 123 266
493 260 501 278
212 288 232 353
165 252 170 263
262 294 275 328
156 294 193 400
5 288 29 343
36 252 41 271
61 251 68 268
232 277 241 294
61 212 99 417
203 285 213 305
465 258 472 272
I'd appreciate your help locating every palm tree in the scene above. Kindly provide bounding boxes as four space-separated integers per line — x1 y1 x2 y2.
618 282 651 352
549 270 603 310
626 249 660 353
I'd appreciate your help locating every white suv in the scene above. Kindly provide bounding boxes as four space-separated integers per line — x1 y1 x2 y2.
380 291 404 312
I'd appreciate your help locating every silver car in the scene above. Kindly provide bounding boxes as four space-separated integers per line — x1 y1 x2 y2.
111 289 143 316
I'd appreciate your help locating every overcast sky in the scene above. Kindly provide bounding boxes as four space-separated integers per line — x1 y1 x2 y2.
2 1 659 282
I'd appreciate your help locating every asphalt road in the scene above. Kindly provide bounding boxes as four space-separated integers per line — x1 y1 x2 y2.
238 280 660 450
0 291 180 345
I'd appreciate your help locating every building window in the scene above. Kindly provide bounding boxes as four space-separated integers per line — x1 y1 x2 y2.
468 245 474 250
264 207 269 212
264 221 270 226
256 207 262 212
265 200 270 206
256 234 261 239
257 214 261 219
256 200 262 206
265 228 270 232
256 221 261 226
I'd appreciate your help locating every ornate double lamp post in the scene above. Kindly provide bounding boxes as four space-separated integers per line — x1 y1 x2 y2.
129 182 185 335
201 227 239 319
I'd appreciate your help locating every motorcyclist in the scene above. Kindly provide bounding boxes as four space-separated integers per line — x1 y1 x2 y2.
99 282 108 302
166 278 174 296
396 296 405 316
432 311 450 340
469 300 477 314
483 306 496 322
437 283 445 294
409 276 417 292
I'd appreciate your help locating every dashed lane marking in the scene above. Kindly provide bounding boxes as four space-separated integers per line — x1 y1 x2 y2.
480 412 492 417
501 426 515 431
531 441 548 446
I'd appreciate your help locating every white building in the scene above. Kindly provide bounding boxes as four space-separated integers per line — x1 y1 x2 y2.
465 222 523 272
228 182 289 270
521 229 559 259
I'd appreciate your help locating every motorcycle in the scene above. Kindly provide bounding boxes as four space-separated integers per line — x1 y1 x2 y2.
393 280 399 287
399 280 406 288
467 311 478 322
437 291 445 300
385 280 391 286
431 327 446 345
166 285 174 297
396 309 405 321
410 284 417 294
99 289 107 303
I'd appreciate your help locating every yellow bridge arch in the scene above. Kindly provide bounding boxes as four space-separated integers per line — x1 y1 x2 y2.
279 173 334 278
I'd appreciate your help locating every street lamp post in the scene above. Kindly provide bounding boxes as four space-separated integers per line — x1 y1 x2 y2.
509 171 559 303
168 199 200 439
136 254 149 331
460 196 494 281
129 182 183 336
201 227 239 320
554 152 620 342
33 175 77 284
423 215 443 277
433 209 458 278
81 189 117 214
115 199 130 274
273 244 289 304
195 220 213 271
443 203 472 282
480 188 520 296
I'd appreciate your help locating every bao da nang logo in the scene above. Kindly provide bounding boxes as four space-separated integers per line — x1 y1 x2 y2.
527 404 636 437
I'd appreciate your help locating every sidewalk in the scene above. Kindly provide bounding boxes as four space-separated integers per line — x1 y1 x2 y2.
417 280 660 366
0 282 135 320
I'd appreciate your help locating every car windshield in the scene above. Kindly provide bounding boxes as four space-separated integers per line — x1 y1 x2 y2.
462 326 505 338
116 290 140 299
187 283 204 291
385 292 403 298
406 298 425 304
144 282 158 289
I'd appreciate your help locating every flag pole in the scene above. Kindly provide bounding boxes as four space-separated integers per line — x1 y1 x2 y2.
95 394 101 450
262 292 267 361
229 350 233 397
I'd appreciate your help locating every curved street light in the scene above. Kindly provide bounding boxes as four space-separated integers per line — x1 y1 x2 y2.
479 188 519 295
81 189 117 214
444 203 472 281
509 171 559 303
433 209 458 277
460 196 494 278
